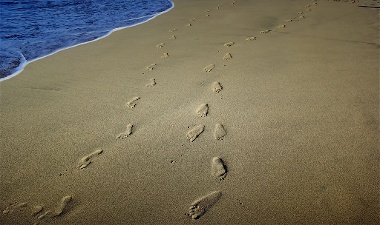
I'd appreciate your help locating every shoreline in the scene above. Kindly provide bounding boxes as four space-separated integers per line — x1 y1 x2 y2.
0 0 379 224
0 0 175 82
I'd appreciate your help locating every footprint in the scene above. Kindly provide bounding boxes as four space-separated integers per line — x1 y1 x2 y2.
186 125 205 142
211 157 227 179
156 43 165 49
189 18 195 22
146 63 156 71
78 148 103 169
223 42 234 47
196 103 209 117
223 53 232 60
117 124 133 139
185 23 192 27
161 52 169 59
37 210 51 220
214 123 227 140
146 78 156 87
2 202 27 214
277 24 286 29
52 195 72 217
126 96 140 108
188 191 222 219
169 28 177 32
31 205 43 216
204 64 215 72
298 15 305 20
284 19 293 23
212 82 223 93
205 14 210 17
245 36 257 41
297 11 303 14
169 35 176 40
260 29 271 34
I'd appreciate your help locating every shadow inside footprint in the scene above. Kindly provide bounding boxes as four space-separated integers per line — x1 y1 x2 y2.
204 64 215 72
186 125 204 142
78 149 103 169
214 123 227 140
196 103 209 117
188 191 222 219
212 82 223 93
52 195 73 217
211 157 227 180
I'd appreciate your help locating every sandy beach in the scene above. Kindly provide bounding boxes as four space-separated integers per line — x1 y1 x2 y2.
1 0 379 224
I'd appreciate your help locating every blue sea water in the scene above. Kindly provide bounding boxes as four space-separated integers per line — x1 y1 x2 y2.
0 0 174 81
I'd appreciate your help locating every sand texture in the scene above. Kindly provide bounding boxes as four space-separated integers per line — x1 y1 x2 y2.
0 0 379 224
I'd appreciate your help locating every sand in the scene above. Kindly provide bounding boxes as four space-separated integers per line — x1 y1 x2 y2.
0 0 379 224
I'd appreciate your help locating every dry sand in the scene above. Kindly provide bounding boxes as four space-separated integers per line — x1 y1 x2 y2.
1 0 379 224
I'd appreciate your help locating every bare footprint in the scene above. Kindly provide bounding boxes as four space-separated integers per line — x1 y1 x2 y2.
223 42 234 47
37 210 51 220
126 96 140 108
31 205 43 216
117 124 133 139
196 103 209 117
204 64 215 72
245 36 257 41
211 157 227 179
146 63 156 71
146 78 156 87
161 52 169 59
212 82 223 93
169 35 176 40
298 15 305 20
52 195 72 217
260 29 271 34
156 43 165 49
277 24 286 29
78 148 103 169
214 123 227 140
185 23 192 27
297 11 303 14
284 19 293 23
188 191 222 219
223 53 232 60
186 125 204 142
169 28 177 32
3 202 27 214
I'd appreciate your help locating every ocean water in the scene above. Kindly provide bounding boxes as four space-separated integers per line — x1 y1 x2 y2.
0 0 174 81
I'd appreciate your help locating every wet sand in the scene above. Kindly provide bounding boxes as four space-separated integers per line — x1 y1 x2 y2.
1 0 379 224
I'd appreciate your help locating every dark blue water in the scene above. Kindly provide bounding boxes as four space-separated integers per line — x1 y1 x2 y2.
0 0 174 81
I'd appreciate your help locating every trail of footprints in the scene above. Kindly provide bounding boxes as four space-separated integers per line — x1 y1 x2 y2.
3 0 328 222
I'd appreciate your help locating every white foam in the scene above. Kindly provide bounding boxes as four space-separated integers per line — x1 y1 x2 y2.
0 1 175 82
